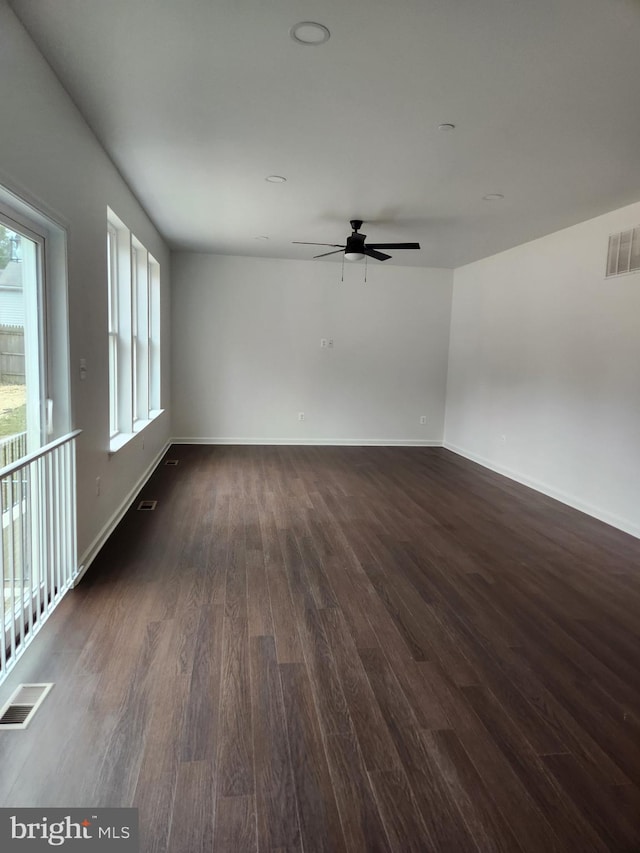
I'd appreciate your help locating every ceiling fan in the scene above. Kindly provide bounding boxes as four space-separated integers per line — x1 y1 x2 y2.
293 219 420 262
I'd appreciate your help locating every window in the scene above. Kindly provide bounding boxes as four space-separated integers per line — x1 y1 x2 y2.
0 190 70 456
606 226 640 277
107 209 161 451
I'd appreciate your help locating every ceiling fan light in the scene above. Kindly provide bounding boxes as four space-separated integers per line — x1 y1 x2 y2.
344 251 365 261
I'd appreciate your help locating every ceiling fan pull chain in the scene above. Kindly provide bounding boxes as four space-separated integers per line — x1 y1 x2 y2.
341 252 345 282
364 254 368 283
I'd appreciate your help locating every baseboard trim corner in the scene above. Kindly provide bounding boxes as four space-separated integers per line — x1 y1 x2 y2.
443 441 640 540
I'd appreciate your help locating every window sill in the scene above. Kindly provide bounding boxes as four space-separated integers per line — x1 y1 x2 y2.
109 409 164 456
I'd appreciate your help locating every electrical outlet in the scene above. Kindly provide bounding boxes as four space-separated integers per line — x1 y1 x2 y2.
501 434 507 444
298 412 305 421
328 338 334 348
419 415 427 425
95 476 101 496
320 338 327 348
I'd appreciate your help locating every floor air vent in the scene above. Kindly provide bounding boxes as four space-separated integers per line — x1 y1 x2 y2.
164 459 179 466
137 500 157 511
0 683 53 730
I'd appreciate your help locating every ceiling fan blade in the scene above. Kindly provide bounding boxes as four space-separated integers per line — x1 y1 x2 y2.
293 241 345 247
366 242 421 250
364 248 391 261
313 249 345 259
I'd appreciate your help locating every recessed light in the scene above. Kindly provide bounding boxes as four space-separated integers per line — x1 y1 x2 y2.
482 193 504 201
290 22 331 46
265 175 287 183
438 123 456 131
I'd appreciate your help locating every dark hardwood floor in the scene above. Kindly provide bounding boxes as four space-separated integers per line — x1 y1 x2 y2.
1 444 640 852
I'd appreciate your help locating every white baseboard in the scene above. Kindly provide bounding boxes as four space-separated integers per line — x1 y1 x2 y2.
73 440 172 586
444 441 640 540
171 437 443 447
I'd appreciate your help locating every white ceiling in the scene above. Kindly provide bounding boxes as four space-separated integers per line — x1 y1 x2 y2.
9 0 640 268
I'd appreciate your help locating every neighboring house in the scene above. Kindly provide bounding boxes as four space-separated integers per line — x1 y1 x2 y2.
0 261 25 328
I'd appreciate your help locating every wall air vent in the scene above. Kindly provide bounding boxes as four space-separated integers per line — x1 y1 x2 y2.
0 683 53 730
606 226 640 276
137 500 157 511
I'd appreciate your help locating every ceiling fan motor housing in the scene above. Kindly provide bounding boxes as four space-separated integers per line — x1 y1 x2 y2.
346 221 366 254
345 233 366 252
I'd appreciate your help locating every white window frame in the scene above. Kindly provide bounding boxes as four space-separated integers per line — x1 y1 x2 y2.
0 186 71 447
107 224 119 439
0 209 49 453
107 209 161 452
148 259 161 412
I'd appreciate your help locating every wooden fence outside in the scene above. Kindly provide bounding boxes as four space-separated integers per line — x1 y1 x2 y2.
0 325 25 385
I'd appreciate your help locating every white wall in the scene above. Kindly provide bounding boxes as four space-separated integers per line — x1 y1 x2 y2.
445 201 640 537
0 1 171 564
172 254 452 444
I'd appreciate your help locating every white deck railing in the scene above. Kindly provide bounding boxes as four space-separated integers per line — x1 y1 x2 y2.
0 431 28 471
0 429 81 683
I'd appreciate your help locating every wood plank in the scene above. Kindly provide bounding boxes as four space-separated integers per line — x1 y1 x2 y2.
321 555 380 648
249 636 301 851
367 769 436 852
418 661 565 852
167 761 215 853
217 616 253 797
320 608 399 771
279 663 347 853
359 647 484 851
324 732 392 852
461 684 607 853
225 495 247 620
89 618 173 806
296 604 352 736
422 728 525 852
266 564 303 663
213 795 256 853
181 605 224 762
246 548 274 638
543 752 640 851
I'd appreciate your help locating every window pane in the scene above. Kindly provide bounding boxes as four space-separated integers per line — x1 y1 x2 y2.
131 247 138 420
134 250 149 421
606 233 620 277
107 226 119 435
630 226 640 273
149 260 160 411
109 333 118 436
107 228 117 333
0 221 43 461
617 230 632 274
